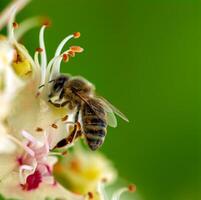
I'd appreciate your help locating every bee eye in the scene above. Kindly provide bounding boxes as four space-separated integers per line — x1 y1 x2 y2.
53 76 69 92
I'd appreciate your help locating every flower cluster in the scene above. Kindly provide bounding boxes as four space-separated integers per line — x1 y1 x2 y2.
0 1 135 200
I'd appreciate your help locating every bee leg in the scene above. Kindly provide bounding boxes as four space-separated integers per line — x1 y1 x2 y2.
53 122 81 149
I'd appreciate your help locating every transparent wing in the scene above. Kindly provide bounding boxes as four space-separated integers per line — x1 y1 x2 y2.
75 92 117 127
97 96 129 122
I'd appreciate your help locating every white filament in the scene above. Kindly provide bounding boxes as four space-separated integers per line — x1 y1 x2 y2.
15 16 42 40
111 187 129 200
54 34 74 57
39 26 47 85
6 134 35 157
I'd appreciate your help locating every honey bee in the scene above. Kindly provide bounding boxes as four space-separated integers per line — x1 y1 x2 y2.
48 75 128 150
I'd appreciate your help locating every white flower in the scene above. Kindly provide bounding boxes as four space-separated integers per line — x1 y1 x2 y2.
0 130 84 200
0 8 83 151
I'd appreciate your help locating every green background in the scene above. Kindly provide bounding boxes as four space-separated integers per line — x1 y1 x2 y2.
1 0 200 200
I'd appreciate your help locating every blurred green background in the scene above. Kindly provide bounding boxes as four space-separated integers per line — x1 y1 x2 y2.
1 0 200 199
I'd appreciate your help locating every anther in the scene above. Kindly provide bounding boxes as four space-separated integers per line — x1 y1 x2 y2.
73 32 81 38
70 46 84 53
36 47 43 53
62 54 69 62
36 127 43 132
88 192 94 200
51 124 58 129
101 177 108 183
68 51 75 57
42 18 51 27
128 184 136 193
62 150 68 156
61 115 68 121
13 22 19 29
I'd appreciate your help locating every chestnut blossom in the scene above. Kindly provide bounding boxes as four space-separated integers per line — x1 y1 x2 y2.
0 131 84 200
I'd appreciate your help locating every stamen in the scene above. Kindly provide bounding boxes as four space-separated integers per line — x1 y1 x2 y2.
39 25 47 85
9 23 39 75
21 130 37 145
6 134 35 157
73 32 81 38
111 184 136 200
36 47 43 52
128 184 136 192
0 0 31 31
54 34 74 57
15 16 46 40
70 46 84 53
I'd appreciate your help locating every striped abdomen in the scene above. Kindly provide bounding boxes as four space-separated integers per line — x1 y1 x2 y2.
82 100 107 151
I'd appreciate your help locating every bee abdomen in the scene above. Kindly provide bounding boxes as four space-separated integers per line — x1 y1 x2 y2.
84 126 107 138
83 116 106 127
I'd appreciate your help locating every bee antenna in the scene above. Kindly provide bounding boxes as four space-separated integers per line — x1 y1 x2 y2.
48 79 55 83
38 79 55 89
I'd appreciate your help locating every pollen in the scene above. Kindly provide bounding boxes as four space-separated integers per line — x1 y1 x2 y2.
73 32 81 38
88 192 94 200
61 115 68 121
13 22 19 29
35 127 43 132
36 47 43 53
128 184 136 193
51 123 58 129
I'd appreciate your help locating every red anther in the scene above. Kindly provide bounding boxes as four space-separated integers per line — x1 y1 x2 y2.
68 50 75 57
62 54 69 62
70 46 84 53
13 22 19 29
88 192 94 200
128 184 136 192
43 18 51 27
73 32 81 38
36 47 43 53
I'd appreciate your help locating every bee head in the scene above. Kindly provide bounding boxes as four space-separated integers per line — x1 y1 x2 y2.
48 75 69 104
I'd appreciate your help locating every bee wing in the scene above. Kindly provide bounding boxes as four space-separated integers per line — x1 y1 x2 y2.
75 92 118 127
97 96 129 123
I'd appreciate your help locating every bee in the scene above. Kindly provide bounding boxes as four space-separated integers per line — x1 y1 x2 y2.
48 75 128 150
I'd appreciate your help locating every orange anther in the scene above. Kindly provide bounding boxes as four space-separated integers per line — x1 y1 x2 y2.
128 184 136 192
13 22 19 29
70 46 84 53
68 50 75 57
73 32 81 38
36 47 43 53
